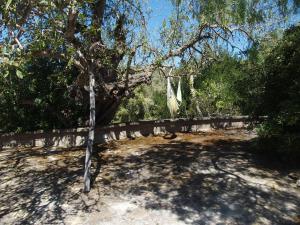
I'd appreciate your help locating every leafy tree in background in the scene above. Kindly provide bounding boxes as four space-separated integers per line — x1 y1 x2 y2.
116 53 242 121
0 58 83 132
114 72 170 122
231 29 281 116
228 24 300 157
1 0 298 127
259 25 300 135
191 53 242 116
114 23 299 123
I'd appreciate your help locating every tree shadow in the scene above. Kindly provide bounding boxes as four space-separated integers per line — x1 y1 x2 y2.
0 145 103 224
98 136 300 225
90 145 106 188
1 132 299 224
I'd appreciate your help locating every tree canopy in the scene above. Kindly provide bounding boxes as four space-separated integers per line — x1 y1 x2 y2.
0 0 299 130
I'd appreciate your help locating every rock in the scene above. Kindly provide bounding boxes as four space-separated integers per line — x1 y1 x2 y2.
296 179 300 187
288 172 298 180
163 133 177 139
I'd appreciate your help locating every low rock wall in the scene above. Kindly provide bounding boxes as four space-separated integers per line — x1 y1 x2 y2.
0 116 260 149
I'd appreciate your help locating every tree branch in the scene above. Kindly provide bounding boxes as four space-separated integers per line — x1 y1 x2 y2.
31 50 66 60
65 3 79 45
161 23 212 61
92 0 106 29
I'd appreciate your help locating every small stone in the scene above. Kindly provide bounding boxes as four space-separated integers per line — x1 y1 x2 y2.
288 172 298 180
296 179 300 187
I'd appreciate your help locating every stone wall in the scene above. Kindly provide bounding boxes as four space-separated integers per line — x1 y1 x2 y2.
0 116 260 149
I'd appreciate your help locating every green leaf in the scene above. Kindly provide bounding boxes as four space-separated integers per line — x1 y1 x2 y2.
67 57 74 68
5 0 12 10
16 69 24 79
34 98 42 105
40 0 48 5
3 70 9 78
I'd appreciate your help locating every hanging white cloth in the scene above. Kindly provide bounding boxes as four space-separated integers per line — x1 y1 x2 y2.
167 76 179 118
176 78 182 103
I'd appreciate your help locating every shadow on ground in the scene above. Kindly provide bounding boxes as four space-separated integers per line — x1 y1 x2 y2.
98 132 300 225
0 145 106 224
0 130 299 224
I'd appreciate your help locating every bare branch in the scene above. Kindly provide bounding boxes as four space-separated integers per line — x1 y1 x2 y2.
65 3 79 44
92 0 106 29
14 37 24 49
31 50 66 60
161 23 212 61
73 59 85 71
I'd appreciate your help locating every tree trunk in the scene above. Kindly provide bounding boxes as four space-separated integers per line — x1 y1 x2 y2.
189 75 203 117
95 98 121 126
83 67 96 192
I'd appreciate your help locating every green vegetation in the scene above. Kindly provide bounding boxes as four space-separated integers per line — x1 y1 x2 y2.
260 26 300 134
1 0 298 130
0 59 85 132
254 26 300 157
114 25 300 156
1 25 299 137
114 54 243 122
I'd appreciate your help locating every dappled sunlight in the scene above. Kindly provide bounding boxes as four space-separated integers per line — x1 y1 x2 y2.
96 130 300 225
0 147 87 224
0 130 299 224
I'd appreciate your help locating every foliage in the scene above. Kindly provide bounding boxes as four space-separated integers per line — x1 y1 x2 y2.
163 0 300 64
237 25 300 134
114 24 300 131
0 0 152 127
261 25 300 133
0 59 84 132
114 73 170 122
114 53 246 121
192 54 243 116
1 1 300 131
244 25 300 156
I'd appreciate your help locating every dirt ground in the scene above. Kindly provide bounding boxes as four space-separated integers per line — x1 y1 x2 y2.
0 129 300 225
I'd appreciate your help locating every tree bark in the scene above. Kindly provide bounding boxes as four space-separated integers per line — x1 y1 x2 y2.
83 67 96 192
95 98 121 125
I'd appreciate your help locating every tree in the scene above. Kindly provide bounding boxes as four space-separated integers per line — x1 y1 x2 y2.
0 58 83 133
1 0 299 191
3 0 298 124
235 25 300 158
261 25 300 134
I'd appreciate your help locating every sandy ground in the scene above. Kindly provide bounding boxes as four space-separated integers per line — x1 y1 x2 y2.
0 129 300 225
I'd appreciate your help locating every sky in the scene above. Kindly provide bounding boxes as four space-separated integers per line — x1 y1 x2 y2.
146 0 249 58
147 0 300 30
147 0 173 42
145 0 300 58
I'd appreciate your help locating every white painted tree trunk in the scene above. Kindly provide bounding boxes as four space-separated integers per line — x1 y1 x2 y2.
189 75 203 117
84 68 96 192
